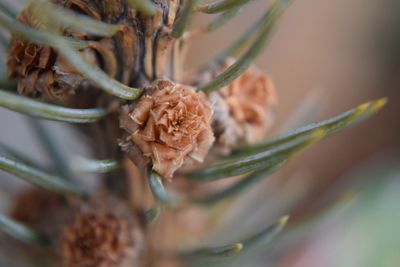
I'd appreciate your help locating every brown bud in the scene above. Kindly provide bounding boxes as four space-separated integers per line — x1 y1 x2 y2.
210 59 278 154
120 79 215 179
7 4 88 100
59 205 143 267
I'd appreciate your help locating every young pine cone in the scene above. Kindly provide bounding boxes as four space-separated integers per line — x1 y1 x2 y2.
120 79 215 179
7 0 180 100
59 205 143 267
209 59 278 154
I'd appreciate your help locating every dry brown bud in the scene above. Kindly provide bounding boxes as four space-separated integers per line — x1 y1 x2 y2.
120 79 215 179
59 206 142 267
210 60 278 154
7 4 91 100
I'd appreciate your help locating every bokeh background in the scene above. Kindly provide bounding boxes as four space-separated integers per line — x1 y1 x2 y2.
1 0 400 266
188 1 400 266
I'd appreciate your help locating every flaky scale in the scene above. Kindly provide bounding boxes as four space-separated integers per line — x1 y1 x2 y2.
208 58 278 154
119 79 215 179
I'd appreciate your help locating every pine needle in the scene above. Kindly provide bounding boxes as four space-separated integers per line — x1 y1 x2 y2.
0 156 86 197
0 213 48 246
0 90 107 123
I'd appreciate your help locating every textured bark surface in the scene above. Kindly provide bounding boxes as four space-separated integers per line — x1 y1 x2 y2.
7 0 182 101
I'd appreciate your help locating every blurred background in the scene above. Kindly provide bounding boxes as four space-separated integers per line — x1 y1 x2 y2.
188 1 400 266
1 0 400 266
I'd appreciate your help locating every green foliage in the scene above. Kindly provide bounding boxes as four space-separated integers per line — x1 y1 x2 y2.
206 7 243 32
0 1 389 266
172 0 200 38
185 215 288 265
199 0 288 92
127 0 157 16
144 204 162 223
0 214 48 246
195 0 253 14
147 166 181 206
233 98 387 157
186 130 324 181
32 0 120 36
0 11 142 100
0 90 107 123
71 157 121 174
0 156 86 197
28 119 75 180
195 160 287 205
180 243 243 260
186 98 385 205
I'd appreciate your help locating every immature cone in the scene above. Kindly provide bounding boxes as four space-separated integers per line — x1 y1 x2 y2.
120 79 215 179
7 2 97 99
59 206 143 267
210 60 277 154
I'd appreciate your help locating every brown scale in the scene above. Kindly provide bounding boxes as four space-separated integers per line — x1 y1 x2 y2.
7 0 182 101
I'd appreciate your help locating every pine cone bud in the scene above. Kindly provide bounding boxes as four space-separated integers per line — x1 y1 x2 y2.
7 3 95 100
59 206 143 267
210 59 278 154
120 79 215 179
